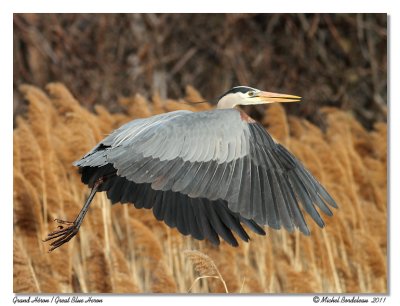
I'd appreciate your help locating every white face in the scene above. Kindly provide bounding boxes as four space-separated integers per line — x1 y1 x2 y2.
216 86 301 109
217 89 260 109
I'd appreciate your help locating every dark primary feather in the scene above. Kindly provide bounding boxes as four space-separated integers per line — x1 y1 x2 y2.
80 164 264 246
74 108 337 246
247 122 337 231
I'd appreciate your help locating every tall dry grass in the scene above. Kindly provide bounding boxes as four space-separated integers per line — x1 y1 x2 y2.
13 83 387 293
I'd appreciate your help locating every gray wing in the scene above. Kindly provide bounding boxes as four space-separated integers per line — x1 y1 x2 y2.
75 109 251 189
77 109 249 166
75 108 337 235
243 123 338 234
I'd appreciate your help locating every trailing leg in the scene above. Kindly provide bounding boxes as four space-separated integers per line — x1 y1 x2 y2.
43 178 103 252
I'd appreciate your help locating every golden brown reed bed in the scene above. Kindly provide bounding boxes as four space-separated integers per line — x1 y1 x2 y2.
13 83 387 293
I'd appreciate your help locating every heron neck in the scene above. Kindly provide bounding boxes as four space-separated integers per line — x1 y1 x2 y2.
217 94 240 109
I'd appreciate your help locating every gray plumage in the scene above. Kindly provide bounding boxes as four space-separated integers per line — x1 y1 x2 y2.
74 108 337 246
44 86 337 251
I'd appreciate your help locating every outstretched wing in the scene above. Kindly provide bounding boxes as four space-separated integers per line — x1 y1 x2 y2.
75 108 337 244
243 123 337 234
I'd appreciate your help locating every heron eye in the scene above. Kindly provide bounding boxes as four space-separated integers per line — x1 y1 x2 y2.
248 91 255 97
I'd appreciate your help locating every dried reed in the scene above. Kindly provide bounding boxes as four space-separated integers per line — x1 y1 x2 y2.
13 84 387 293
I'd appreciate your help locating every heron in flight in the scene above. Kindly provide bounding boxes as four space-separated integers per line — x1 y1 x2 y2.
44 86 337 251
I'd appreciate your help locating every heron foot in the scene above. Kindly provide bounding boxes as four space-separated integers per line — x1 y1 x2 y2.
43 218 80 252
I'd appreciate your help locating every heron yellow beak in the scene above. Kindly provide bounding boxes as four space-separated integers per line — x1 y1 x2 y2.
256 91 301 103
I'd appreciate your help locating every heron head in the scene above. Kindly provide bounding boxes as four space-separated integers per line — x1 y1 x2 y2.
216 86 301 109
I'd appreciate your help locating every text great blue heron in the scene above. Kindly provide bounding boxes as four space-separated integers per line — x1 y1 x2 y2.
44 86 338 251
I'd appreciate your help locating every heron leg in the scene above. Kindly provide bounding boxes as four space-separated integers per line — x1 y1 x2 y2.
43 177 104 252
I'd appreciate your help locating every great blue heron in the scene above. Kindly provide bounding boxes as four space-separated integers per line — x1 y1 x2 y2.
44 86 337 252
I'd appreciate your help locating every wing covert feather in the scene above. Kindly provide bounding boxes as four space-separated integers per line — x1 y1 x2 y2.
75 109 337 238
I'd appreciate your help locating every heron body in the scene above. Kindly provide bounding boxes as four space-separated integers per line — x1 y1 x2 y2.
44 86 338 251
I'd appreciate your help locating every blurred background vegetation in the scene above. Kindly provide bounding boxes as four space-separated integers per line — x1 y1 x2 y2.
13 13 387 128
13 13 388 293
